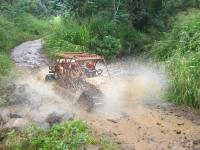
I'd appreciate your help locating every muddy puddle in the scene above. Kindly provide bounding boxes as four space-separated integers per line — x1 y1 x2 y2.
0 39 199 150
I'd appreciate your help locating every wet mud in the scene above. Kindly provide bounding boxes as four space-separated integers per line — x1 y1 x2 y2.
0 39 199 150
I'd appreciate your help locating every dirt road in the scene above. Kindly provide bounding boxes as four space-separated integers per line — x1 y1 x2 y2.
2 39 200 150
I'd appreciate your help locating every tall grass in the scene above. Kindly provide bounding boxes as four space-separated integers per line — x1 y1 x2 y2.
151 9 200 108
0 52 11 75
167 52 200 108
7 120 117 150
44 17 89 57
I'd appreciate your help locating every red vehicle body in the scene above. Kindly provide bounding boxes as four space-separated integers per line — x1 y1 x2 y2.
45 52 106 111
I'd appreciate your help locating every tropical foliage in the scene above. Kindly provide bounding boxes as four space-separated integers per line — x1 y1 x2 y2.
152 9 200 108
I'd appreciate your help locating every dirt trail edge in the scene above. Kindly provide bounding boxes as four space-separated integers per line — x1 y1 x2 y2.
1 39 199 150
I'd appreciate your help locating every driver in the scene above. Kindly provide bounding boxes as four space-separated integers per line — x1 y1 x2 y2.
86 61 95 70
85 61 96 77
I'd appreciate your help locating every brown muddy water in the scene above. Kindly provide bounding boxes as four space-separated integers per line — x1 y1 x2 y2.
0 39 199 150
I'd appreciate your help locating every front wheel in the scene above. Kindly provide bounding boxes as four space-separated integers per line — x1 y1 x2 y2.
77 91 94 112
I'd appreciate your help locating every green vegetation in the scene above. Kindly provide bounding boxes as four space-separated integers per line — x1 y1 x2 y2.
6 120 116 150
44 16 123 58
44 17 90 57
0 0 200 149
151 9 200 108
0 1 50 77
43 0 200 59
0 52 11 75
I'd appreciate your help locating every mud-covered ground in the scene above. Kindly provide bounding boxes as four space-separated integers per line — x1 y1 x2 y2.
0 39 200 150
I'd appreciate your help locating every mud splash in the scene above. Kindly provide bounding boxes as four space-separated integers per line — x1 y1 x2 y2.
97 58 167 114
2 39 200 150
2 40 74 128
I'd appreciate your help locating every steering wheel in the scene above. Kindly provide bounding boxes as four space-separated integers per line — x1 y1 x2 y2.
96 69 103 76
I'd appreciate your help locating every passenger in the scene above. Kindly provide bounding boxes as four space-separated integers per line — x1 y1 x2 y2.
71 62 81 78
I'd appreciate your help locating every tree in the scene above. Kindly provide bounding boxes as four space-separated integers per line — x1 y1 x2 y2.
126 0 140 28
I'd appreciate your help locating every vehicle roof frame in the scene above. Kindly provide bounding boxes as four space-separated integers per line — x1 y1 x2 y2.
55 52 104 62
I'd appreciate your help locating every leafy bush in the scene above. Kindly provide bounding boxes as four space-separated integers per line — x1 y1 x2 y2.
151 9 200 108
116 24 152 54
44 17 90 57
89 36 121 58
0 0 49 18
44 16 122 58
152 9 200 59
87 16 116 38
12 13 49 35
7 120 116 150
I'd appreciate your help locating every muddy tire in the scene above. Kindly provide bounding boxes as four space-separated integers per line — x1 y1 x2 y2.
78 91 94 112
45 74 55 82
